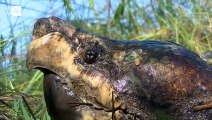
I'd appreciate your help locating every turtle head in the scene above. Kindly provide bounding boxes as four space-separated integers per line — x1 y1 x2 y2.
27 17 125 111
26 17 151 119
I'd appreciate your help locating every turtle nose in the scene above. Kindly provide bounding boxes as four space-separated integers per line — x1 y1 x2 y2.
32 17 64 39
34 19 44 31
32 18 50 39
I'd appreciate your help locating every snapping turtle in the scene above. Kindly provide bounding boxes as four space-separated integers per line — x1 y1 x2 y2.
26 17 212 120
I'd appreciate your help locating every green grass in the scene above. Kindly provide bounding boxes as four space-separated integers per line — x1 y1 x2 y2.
0 0 212 119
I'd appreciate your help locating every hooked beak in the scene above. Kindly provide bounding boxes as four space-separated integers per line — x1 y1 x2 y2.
26 32 81 79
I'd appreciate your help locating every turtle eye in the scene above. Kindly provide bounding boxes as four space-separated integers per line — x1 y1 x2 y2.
84 49 98 64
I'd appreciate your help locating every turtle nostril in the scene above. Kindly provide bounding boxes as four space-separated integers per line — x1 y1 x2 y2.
34 18 48 30
35 20 45 29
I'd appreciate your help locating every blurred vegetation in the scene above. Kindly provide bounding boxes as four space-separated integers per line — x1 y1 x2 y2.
0 0 212 119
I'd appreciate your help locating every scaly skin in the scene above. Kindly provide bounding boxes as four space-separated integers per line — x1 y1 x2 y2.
26 17 212 120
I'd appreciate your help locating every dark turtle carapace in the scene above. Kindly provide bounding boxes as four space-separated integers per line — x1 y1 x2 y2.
26 17 212 120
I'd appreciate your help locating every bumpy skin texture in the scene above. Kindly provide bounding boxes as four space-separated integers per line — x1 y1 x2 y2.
26 17 212 120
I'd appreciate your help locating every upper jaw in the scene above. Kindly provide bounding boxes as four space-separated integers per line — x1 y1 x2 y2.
26 31 82 79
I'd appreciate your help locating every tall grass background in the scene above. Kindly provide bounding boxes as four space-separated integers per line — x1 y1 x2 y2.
0 0 212 119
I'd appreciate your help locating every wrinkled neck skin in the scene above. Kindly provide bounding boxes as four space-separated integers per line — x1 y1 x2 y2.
27 17 212 120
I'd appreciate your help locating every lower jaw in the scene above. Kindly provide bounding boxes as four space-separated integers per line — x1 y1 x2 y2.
44 72 130 120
